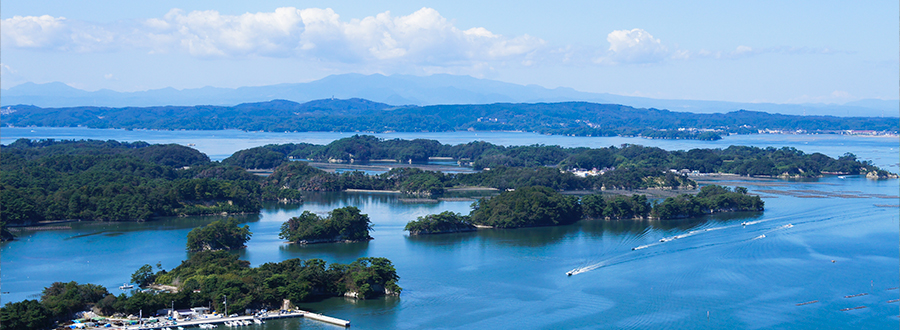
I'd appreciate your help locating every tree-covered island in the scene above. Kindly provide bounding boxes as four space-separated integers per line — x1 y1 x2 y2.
469 186 583 228
1 136 892 225
406 184 764 233
279 206 373 244
234 134 890 178
0 252 401 329
5 99 897 140
0 139 302 225
186 218 252 251
404 211 476 235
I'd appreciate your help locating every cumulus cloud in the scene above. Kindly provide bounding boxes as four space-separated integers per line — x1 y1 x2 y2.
1 15 121 52
2 7 545 70
596 28 668 64
2 15 70 49
1 9 847 72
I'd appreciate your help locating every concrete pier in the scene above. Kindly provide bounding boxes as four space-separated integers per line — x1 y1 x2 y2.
129 309 349 329
301 311 350 327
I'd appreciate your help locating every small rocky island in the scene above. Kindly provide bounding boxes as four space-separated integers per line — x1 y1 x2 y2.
279 206 373 244
404 211 476 235
186 218 252 251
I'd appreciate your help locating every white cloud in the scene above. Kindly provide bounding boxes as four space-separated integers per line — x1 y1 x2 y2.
1 15 121 52
1 15 69 49
2 7 545 70
2 9 849 74
596 28 668 64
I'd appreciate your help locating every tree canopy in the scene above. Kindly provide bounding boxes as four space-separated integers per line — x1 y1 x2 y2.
5 101 897 139
469 186 583 228
404 211 475 235
186 218 252 252
279 206 372 243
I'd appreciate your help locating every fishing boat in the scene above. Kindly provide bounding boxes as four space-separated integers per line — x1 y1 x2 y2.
119 283 134 290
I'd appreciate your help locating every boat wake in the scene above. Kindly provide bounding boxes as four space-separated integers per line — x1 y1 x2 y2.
635 225 734 250
777 224 794 229
567 261 608 276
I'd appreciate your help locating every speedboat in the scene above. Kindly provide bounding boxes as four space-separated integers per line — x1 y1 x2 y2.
566 271 574 276
119 283 134 290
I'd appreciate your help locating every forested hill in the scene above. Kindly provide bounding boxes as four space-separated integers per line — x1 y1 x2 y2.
3 99 897 139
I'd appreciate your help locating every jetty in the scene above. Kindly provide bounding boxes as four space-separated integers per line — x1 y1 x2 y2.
126 310 349 329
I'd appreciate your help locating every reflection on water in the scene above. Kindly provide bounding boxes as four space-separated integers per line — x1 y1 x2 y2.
276 240 371 257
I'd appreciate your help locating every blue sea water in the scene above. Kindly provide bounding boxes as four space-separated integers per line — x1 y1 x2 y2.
1 128 898 329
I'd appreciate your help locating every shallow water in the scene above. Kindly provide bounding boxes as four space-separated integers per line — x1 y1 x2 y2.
2 129 898 329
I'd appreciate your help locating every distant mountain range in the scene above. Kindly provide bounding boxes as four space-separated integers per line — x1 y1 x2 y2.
1 73 896 117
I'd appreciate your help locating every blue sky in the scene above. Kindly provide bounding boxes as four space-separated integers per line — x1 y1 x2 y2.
2 0 897 104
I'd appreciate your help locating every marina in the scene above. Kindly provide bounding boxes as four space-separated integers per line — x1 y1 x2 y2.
125 310 349 329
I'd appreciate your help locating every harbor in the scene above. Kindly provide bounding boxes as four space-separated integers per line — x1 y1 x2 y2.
116 310 349 329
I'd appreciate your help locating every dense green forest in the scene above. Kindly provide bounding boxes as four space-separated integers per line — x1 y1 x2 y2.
0 139 301 224
469 186 583 228
581 194 652 220
237 135 887 178
404 211 475 235
279 206 373 244
4 99 897 140
650 185 764 219
0 252 401 329
186 218 252 251
412 184 764 231
1 136 889 224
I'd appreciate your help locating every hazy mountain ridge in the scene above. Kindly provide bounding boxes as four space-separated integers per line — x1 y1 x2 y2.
2 74 896 117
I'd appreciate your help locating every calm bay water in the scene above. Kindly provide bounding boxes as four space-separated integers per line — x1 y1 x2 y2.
2 128 899 329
